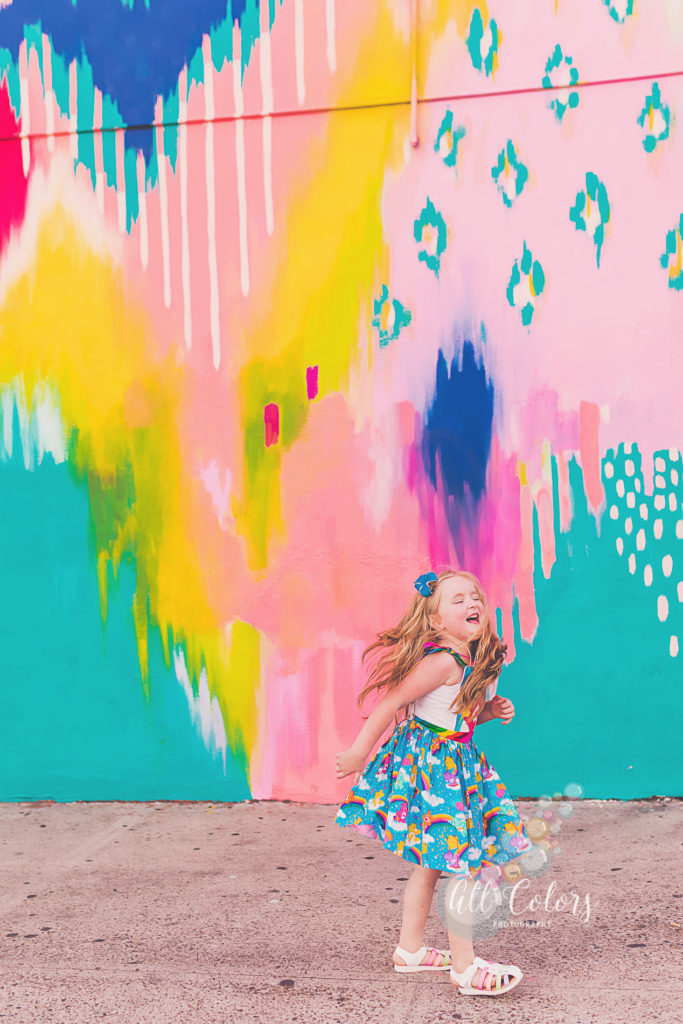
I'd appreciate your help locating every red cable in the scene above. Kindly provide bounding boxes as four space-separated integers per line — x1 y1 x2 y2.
0 67 681 144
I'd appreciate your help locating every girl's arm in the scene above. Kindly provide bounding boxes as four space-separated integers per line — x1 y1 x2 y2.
346 652 459 762
476 702 496 725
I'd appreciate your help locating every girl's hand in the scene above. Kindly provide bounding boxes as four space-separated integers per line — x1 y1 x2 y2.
336 747 366 782
489 695 515 724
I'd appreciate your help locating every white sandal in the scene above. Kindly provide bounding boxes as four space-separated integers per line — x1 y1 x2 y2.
450 955 522 995
393 944 452 973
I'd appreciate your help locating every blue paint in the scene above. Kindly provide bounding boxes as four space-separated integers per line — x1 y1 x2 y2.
0 434 250 802
421 341 494 504
0 1 244 146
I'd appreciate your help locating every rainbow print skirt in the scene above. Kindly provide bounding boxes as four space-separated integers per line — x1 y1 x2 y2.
334 716 533 879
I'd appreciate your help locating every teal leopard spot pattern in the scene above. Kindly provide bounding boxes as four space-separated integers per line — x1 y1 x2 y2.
569 173 610 268
603 0 634 23
506 242 545 326
659 214 683 290
466 7 501 78
372 285 412 348
435 111 466 170
638 82 671 153
491 140 528 207
413 198 447 277
542 45 579 122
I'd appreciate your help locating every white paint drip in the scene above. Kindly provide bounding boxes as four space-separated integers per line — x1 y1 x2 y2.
136 150 148 269
114 128 126 234
202 35 221 370
93 87 105 217
326 0 337 73
0 377 66 470
18 40 30 175
294 0 306 104
68 59 79 161
173 647 227 770
178 65 192 350
41 33 56 153
233 23 250 297
154 97 171 309
259 14 275 236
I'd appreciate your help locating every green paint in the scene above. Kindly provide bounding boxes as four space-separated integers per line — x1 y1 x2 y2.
488 453 682 799
0 430 250 802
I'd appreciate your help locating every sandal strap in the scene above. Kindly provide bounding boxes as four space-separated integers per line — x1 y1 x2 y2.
394 943 427 965
394 944 450 967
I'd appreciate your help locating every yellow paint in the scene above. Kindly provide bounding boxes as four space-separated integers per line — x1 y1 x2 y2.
0 207 258 755
670 228 682 280
232 2 496 569
518 461 528 487
648 102 654 131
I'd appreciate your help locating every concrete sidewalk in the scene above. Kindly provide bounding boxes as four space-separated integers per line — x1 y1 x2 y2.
0 797 680 1024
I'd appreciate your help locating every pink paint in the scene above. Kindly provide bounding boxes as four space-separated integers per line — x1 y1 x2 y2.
556 453 572 533
536 487 556 580
0 81 28 248
306 365 318 400
579 401 604 514
264 402 279 446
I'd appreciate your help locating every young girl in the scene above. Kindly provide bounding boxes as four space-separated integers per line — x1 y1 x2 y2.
334 569 534 996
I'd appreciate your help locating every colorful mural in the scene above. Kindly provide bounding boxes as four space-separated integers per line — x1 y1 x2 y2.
0 1 681 802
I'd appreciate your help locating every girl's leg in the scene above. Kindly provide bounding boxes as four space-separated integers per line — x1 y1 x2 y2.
393 865 448 968
446 876 498 991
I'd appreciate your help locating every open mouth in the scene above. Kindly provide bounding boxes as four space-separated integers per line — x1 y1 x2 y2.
466 613 480 624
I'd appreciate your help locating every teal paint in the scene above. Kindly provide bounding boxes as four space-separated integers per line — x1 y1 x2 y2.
124 144 139 230
162 88 179 172
487 453 682 799
101 95 121 188
76 55 96 190
186 44 205 96
210 2 235 74
0 49 22 113
145 114 159 190
49 45 70 119
0 432 251 802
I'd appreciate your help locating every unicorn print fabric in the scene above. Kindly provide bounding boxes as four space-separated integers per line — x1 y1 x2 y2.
334 644 533 879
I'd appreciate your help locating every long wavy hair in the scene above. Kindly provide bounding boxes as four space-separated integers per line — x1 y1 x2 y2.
357 569 507 725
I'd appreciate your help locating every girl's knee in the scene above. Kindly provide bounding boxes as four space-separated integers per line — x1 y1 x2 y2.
413 865 442 882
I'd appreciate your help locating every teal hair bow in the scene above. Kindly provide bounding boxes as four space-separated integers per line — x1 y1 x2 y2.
414 572 438 596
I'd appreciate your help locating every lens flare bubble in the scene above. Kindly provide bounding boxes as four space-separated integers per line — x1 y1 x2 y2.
564 782 584 799
556 802 574 819
503 863 524 883
526 817 550 841
519 845 551 878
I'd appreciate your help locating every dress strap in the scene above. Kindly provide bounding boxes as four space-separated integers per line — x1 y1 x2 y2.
422 642 471 669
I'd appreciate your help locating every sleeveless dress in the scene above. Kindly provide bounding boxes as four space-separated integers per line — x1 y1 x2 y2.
334 643 534 880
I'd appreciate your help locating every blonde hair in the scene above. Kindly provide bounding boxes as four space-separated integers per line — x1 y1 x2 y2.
357 569 506 724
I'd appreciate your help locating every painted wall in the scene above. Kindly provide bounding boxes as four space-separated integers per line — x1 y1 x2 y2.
0 1 681 802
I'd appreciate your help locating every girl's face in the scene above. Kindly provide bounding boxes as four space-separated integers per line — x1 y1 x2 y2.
431 575 487 645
